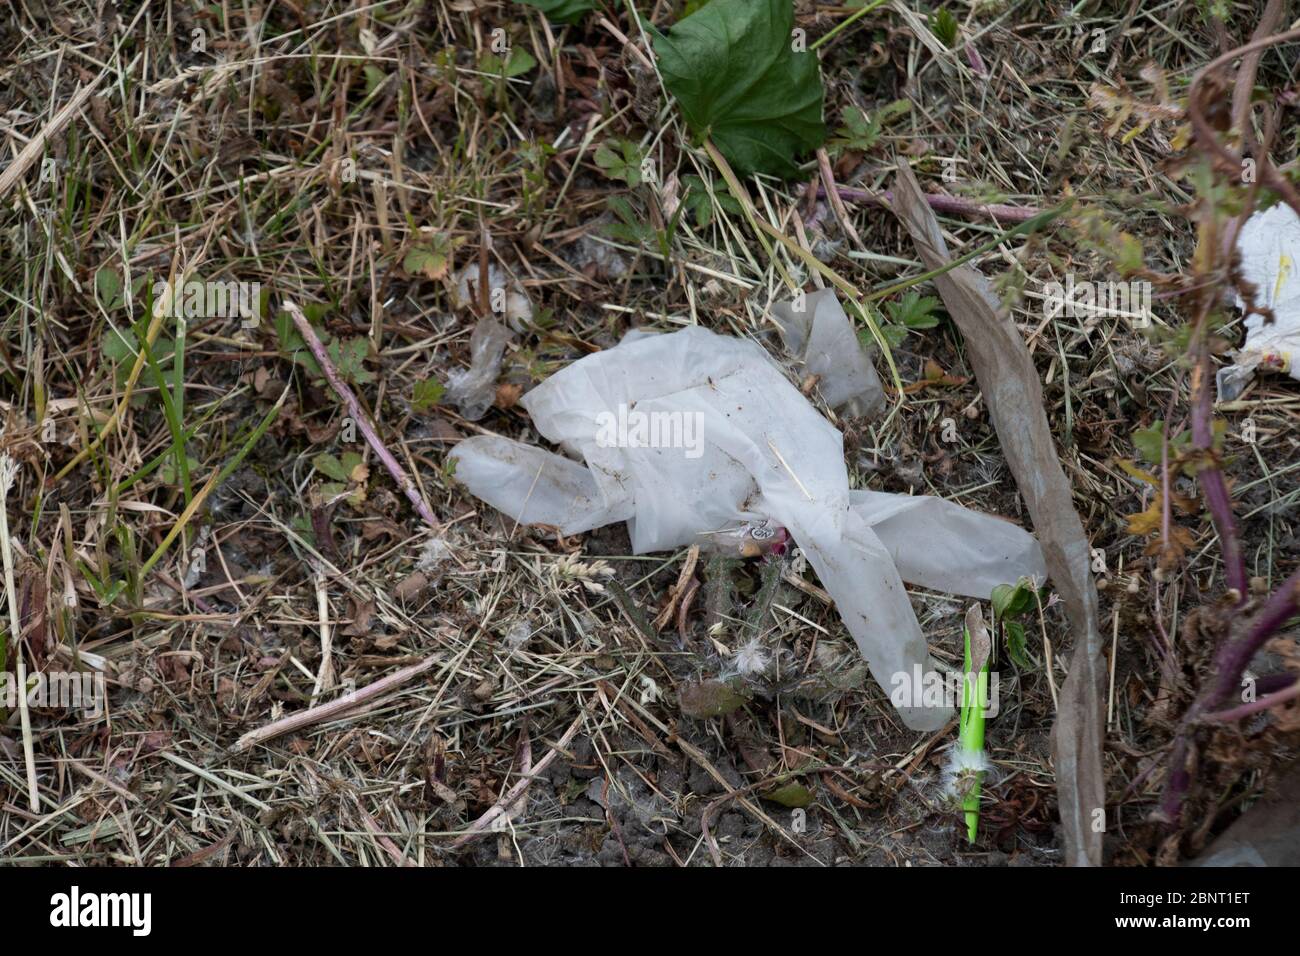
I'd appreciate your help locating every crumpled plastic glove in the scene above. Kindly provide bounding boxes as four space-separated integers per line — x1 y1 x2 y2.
450 310 1047 731
1219 202 1300 400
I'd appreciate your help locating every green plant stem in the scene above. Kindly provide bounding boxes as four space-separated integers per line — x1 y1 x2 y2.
959 618 989 844
138 390 285 581
868 202 1068 301
809 0 890 52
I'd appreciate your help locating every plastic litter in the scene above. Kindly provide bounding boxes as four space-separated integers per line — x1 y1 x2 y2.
444 315 512 421
1218 202 1300 400
448 262 532 330
770 288 885 416
450 295 1047 730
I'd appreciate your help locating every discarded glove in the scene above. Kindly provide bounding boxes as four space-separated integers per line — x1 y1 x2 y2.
1219 202 1300 400
451 295 1047 730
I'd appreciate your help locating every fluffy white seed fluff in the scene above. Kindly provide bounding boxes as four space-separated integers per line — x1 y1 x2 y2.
731 638 771 677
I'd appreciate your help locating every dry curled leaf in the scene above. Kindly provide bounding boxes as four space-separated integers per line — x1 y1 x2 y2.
891 165 1104 866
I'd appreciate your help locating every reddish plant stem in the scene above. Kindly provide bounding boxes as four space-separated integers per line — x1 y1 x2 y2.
1157 22 1300 825
1190 338 1248 599
1186 26 1300 221
1229 0 1285 154
1159 567 1300 820
818 185 1041 224
1205 569 1300 709
1206 675 1300 722
283 301 440 531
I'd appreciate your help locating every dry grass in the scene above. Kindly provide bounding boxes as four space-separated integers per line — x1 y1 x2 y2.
0 0 1296 866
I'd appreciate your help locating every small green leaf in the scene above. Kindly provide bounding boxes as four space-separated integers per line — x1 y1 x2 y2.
1132 420 1194 465
329 337 374 385
413 378 445 411
320 481 347 500
594 139 646 186
681 174 740 228
404 236 454 280
654 0 826 178
341 451 365 478
678 679 749 718
102 327 138 364
1132 422 1165 464
930 8 959 48
829 99 911 153
886 291 942 330
991 581 1034 620
95 268 124 310
603 196 654 245
506 47 537 76
363 65 387 94
479 46 537 78
159 454 200 486
1004 620 1030 670
764 781 814 808
874 324 908 350
312 453 350 482
274 309 323 377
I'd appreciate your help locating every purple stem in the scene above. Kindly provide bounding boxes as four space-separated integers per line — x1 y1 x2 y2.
1206 675 1299 722
819 186 1042 224
1190 345 1248 598
284 301 440 531
1206 569 1300 708
1159 567 1300 821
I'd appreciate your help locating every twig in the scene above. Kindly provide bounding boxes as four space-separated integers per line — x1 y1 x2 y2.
451 701 591 847
357 805 417 867
1187 26 1300 221
1206 570 1300 710
820 185 1042 224
232 654 440 752
0 456 38 811
596 16 654 71
1159 569 1300 820
815 149 865 250
282 301 439 530
0 77 103 200
1155 20 1300 824
1190 336 1247 598
1229 0 1285 153
310 567 335 704
1205 676 1299 722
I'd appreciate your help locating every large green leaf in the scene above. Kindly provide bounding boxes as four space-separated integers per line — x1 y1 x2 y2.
653 0 825 178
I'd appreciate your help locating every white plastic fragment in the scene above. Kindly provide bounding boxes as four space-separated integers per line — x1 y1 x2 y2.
770 288 885 416
444 315 512 421
450 296 1047 731
1219 202 1300 400
448 262 532 330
